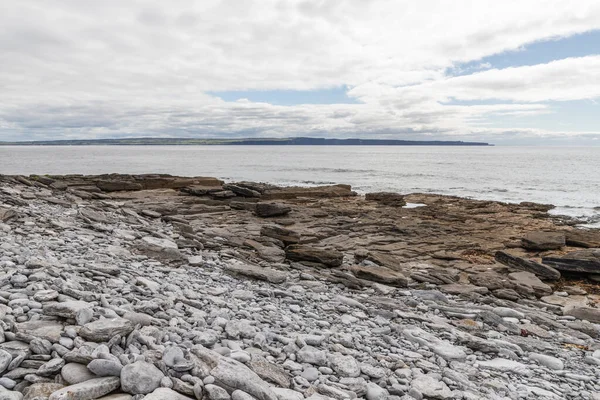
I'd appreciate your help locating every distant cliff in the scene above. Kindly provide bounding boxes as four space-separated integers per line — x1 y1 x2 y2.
0 137 492 146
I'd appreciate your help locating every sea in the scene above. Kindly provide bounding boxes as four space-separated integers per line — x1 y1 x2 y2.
1 145 598 227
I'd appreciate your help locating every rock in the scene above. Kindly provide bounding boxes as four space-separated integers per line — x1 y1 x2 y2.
365 383 388 400
478 358 531 376
350 265 408 286
248 355 290 388
143 388 195 400
205 384 231 400
61 363 97 385
223 184 261 198
231 390 258 400
37 358 65 376
23 383 64 400
0 392 23 400
410 374 453 399
507 271 552 296
140 236 181 260
365 192 406 206
495 251 560 280
88 359 123 377
48 377 121 400
402 326 466 361
565 230 600 248
327 353 360 378
296 346 328 366
439 283 488 295
79 318 134 342
564 307 600 323
492 307 525 319
191 346 277 400
529 353 564 370
43 301 93 319
285 245 343 267
271 388 303 400
120 361 164 394
542 249 600 274
260 226 300 245
224 262 287 284
521 232 565 250
255 203 291 218
0 350 13 374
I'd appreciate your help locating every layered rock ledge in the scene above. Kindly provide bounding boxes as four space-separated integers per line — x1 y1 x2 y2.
0 173 600 400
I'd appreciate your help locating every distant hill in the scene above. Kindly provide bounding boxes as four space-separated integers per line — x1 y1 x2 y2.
0 137 492 146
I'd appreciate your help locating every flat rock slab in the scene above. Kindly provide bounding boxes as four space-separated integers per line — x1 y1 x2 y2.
79 318 134 342
522 231 565 250
255 203 291 218
15 320 64 342
350 265 408 287
478 358 531 376
495 251 560 280
224 262 287 284
48 377 121 400
542 249 600 274
285 245 343 267
564 306 600 323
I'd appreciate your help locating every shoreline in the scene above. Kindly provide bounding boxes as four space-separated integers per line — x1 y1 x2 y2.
1 173 600 399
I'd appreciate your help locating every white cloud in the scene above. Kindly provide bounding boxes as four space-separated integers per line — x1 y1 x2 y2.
1 0 600 141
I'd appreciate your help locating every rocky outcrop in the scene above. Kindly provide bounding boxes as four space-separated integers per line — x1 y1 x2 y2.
1 174 600 400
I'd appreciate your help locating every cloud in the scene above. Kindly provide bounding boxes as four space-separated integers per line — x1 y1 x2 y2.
1 1 600 142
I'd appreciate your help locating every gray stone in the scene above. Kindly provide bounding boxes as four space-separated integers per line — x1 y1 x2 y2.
205 384 231 400
327 353 360 378
0 350 12 374
88 359 123 377
143 388 195 400
529 353 564 370
120 361 164 395
411 375 452 399
80 318 134 342
61 362 97 385
37 358 65 376
296 346 327 366
48 377 121 400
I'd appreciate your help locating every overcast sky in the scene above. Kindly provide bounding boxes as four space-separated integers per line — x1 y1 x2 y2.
1 1 600 144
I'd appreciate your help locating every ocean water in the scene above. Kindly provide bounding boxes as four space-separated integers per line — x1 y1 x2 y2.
1 145 598 226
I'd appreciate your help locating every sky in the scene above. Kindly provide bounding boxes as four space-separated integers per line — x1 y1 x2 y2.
1 1 600 145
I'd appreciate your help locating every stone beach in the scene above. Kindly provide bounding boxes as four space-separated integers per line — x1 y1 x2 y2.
1 173 600 400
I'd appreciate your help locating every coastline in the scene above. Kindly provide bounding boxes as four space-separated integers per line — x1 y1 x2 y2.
1 173 600 399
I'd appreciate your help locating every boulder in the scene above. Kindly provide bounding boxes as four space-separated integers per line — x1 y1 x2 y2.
522 232 565 250
191 346 278 400
285 245 343 267
120 361 164 395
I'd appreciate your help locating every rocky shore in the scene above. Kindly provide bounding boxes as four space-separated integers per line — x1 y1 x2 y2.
1 173 600 400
